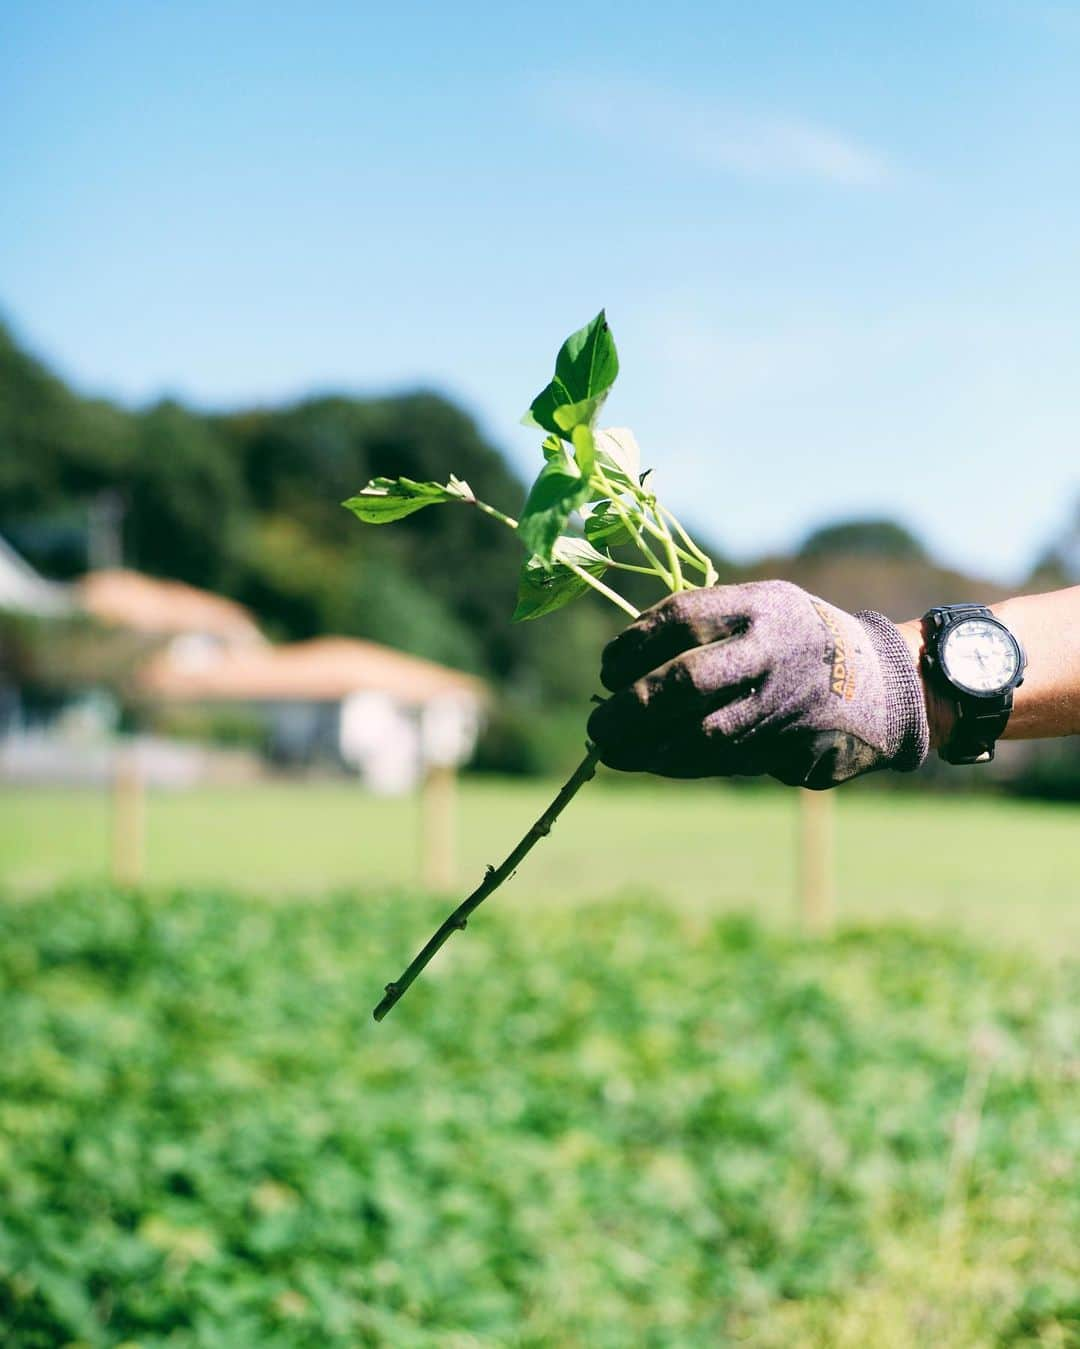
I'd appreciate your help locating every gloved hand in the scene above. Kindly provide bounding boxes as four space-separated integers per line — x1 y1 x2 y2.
586 580 930 789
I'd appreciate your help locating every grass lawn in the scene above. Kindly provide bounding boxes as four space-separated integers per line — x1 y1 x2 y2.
1 777 1078 956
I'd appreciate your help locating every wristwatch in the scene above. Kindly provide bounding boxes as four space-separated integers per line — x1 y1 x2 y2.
921 604 1026 765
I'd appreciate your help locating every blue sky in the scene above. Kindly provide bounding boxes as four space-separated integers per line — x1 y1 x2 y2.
3 0 1079 583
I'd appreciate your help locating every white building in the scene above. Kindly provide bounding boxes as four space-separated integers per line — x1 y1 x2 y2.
2 561 486 791
76 567 265 653
138 633 486 793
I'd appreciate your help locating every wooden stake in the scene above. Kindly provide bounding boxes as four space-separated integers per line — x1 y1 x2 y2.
798 787 834 936
420 763 456 892
111 744 144 887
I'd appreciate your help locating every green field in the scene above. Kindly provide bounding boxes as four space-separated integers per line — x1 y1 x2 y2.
2 782 1079 1345
2 883 1078 1346
2 779 1079 955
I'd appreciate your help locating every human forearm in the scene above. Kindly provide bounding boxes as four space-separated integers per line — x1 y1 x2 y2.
588 581 1080 790
898 586 1080 746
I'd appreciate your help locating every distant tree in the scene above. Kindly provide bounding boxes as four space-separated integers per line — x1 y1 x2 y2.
329 553 487 674
0 320 138 574
1028 499 1080 589
216 391 531 677
798 518 926 561
125 401 244 591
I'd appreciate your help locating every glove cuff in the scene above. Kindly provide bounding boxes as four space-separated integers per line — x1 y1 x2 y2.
854 610 930 773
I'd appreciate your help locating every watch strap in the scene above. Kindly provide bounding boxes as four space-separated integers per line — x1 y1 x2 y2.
945 690 1014 765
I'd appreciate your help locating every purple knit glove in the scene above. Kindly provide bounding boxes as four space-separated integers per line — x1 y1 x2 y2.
587 580 929 789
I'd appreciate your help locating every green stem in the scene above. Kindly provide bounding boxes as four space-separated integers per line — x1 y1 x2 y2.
604 559 666 577
472 499 518 530
563 561 640 619
639 516 709 578
373 746 602 1020
592 467 674 589
468 488 639 618
674 549 711 577
631 504 685 591
655 511 685 591
660 506 718 585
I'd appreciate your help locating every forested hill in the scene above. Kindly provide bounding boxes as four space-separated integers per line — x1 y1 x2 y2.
0 318 628 696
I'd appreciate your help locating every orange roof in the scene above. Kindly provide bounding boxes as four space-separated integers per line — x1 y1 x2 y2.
138 636 487 706
77 569 263 643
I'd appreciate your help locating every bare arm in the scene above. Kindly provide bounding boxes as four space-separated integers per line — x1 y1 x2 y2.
588 581 1080 790
899 586 1080 746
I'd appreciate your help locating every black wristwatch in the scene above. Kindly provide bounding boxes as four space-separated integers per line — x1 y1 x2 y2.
921 604 1026 765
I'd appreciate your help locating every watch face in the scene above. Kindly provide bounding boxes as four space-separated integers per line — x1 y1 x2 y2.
940 618 1021 695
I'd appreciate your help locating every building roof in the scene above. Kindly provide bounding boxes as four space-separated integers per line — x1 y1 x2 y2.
76 569 264 643
138 636 487 706
0 533 73 616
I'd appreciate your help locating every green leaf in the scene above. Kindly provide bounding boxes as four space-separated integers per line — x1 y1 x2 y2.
342 475 473 524
552 535 609 568
594 427 641 482
552 396 603 435
516 460 592 562
555 311 619 400
526 311 619 439
570 424 596 478
511 537 610 623
512 557 586 622
584 501 631 548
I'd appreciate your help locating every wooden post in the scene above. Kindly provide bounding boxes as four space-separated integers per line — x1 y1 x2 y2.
420 763 456 891
798 787 834 936
111 744 144 887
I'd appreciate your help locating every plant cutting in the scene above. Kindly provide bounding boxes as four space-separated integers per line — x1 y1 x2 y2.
345 312 718 1020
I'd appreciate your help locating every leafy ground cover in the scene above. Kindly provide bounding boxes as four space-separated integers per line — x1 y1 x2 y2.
2 780 1080 956
1 884 1078 1346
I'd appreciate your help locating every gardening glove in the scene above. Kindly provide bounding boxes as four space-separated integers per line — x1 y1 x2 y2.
587 580 930 790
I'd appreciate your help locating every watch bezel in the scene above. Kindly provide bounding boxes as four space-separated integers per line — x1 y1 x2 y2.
936 615 1025 699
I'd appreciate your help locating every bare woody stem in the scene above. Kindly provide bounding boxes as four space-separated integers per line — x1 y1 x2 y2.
373 745 603 1020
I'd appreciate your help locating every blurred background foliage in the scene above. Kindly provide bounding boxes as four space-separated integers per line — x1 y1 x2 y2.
2 316 1078 786
1 883 1077 1346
